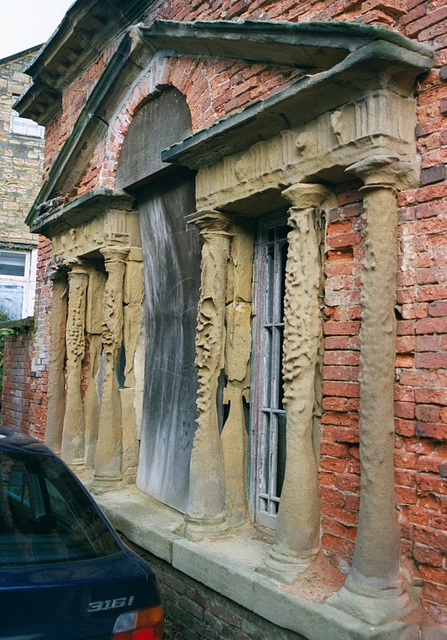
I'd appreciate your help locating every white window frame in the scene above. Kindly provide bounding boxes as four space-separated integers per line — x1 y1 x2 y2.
10 109 44 138
0 248 37 319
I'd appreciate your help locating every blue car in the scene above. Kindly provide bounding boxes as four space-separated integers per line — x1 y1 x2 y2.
0 426 163 640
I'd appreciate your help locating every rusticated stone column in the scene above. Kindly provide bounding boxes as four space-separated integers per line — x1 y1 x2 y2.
329 156 410 624
45 264 68 455
61 260 89 470
93 246 129 491
263 183 330 583
184 210 233 541
222 225 254 527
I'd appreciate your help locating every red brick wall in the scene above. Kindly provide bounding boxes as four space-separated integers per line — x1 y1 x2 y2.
2 236 53 440
26 236 53 440
20 0 447 625
2 329 33 432
320 183 364 572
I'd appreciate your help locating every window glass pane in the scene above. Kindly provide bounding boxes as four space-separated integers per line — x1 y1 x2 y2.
0 451 120 567
252 212 288 529
0 283 24 320
0 251 26 277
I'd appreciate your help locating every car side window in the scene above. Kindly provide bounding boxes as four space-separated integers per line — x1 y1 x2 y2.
0 451 119 567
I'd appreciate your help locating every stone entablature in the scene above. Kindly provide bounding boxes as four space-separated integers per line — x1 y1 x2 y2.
193 91 420 213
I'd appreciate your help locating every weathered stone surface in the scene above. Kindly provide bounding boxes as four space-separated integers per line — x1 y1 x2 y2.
116 87 192 190
0 49 43 249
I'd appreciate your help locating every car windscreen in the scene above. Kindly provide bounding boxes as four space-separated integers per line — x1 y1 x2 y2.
0 450 120 567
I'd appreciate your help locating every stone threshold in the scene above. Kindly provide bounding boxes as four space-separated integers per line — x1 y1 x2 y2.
94 486 418 640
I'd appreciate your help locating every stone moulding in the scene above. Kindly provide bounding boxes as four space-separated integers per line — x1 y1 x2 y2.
192 90 420 213
14 0 151 125
32 188 135 237
21 19 432 231
161 37 432 172
140 19 431 69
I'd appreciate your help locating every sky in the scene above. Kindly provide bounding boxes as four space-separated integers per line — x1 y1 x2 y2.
0 0 75 60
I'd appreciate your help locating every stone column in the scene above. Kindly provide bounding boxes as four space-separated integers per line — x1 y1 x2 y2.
61 260 89 470
329 156 410 624
93 246 129 491
263 183 330 583
222 225 254 527
184 210 233 541
45 265 68 455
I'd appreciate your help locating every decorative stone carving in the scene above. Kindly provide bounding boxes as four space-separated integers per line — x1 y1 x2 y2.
328 156 411 624
45 264 68 455
184 210 233 540
83 265 106 469
93 246 130 491
222 225 254 526
196 91 419 212
61 259 89 470
122 248 144 479
263 183 331 583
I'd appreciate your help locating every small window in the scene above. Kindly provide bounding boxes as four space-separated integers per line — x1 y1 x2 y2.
0 249 37 320
10 109 44 138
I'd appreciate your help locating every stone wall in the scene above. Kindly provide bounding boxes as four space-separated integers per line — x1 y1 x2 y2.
0 48 44 246
2 323 33 431
123 536 307 640
10 0 447 631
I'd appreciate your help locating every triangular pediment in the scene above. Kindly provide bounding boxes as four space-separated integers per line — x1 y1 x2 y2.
25 19 432 232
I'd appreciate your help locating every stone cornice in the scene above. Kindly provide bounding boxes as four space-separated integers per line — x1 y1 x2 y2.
25 32 146 228
161 38 432 171
14 0 151 125
30 188 135 236
139 19 432 69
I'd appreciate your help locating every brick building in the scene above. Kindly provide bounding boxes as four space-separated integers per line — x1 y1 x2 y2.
4 0 447 638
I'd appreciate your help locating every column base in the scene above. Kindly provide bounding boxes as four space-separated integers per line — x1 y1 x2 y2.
259 544 319 584
183 513 229 542
90 475 123 494
327 576 413 625
66 458 86 473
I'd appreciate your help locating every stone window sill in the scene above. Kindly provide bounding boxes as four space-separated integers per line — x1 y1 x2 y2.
95 486 412 640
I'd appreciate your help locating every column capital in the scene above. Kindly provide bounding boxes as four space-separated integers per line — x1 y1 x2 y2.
346 155 400 193
186 210 234 234
100 245 130 264
46 258 69 281
63 258 89 274
282 183 332 211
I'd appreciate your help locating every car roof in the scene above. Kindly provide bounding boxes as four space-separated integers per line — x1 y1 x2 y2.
0 425 53 456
